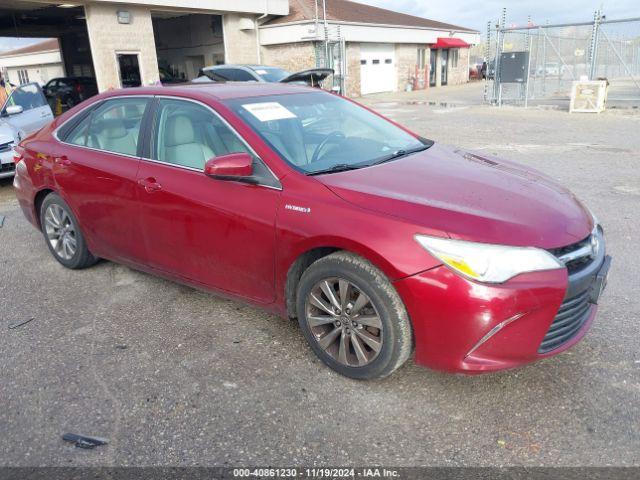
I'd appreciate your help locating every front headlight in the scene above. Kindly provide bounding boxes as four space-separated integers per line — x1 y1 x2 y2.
415 235 564 284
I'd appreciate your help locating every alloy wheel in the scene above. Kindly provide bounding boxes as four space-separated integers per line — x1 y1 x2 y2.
44 204 77 261
305 277 383 367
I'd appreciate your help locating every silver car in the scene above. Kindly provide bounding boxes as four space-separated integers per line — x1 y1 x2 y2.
193 65 334 88
1 82 54 178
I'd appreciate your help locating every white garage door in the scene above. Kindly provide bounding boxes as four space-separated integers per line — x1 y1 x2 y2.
360 43 396 95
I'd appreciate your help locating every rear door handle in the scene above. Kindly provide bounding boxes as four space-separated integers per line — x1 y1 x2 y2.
138 177 162 193
54 155 71 166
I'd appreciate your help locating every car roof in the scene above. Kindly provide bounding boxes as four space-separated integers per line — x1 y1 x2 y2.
96 82 320 101
204 65 254 71
204 65 286 72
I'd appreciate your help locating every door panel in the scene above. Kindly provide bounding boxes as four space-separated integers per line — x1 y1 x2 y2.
54 146 146 262
441 49 449 86
135 97 280 302
54 97 150 262
136 161 279 302
429 50 437 87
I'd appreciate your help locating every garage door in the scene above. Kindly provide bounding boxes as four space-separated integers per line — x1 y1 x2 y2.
360 43 396 95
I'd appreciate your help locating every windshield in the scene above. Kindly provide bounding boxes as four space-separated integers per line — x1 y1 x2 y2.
224 92 428 174
251 66 290 82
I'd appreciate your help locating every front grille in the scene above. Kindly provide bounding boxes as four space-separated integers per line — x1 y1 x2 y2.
549 235 594 275
0 162 15 173
538 289 591 353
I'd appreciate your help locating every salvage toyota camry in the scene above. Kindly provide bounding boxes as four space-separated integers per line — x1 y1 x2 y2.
13 83 611 379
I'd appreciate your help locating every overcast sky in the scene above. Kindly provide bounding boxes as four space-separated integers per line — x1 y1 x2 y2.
0 0 637 52
358 0 638 31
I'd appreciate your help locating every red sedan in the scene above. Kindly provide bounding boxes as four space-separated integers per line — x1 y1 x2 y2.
13 83 611 379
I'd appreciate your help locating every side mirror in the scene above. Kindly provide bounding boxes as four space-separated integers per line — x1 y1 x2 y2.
204 152 254 182
5 105 24 116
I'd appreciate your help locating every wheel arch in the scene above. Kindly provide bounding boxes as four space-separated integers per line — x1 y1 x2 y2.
282 237 402 319
33 187 55 229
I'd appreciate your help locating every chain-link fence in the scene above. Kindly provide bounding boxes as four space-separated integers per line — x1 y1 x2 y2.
485 12 640 108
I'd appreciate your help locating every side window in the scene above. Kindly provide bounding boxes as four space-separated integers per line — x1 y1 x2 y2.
66 121 90 146
152 98 251 170
66 97 148 155
451 49 459 68
5 83 47 112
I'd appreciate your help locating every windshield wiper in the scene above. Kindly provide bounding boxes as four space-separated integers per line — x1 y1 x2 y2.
369 144 432 166
307 141 433 175
307 164 364 176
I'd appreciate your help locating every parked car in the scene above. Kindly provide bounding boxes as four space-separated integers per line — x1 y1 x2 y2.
43 77 98 111
159 67 185 85
0 82 54 178
194 65 334 88
469 63 482 80
13 83 611 379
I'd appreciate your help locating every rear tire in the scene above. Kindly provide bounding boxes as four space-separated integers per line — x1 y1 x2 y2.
40 193 97 269
296 252 413 380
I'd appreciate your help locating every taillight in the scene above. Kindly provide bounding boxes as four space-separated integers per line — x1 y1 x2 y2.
75 84 84 94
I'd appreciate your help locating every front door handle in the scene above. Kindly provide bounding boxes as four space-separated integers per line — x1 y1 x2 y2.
138 177 162 193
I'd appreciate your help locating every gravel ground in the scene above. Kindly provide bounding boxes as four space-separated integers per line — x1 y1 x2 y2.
1 82 639 467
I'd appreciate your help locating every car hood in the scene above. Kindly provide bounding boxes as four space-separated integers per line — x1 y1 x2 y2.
316 143 592 249
0 120 17 144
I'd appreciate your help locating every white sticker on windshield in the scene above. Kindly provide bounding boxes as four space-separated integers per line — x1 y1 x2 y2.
242 102 297 122
255 69 268 75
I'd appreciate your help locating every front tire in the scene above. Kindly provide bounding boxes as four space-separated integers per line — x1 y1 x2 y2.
40 193 97 269
296 252 413 379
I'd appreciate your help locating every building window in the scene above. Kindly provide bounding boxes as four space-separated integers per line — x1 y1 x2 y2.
417 48 428 69
451 49 459 68
17 69 30 84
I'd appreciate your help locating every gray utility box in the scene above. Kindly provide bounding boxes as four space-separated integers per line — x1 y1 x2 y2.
500 51 529 83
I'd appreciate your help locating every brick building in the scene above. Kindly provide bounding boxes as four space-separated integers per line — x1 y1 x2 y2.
260 0 479 96
0 0 478 97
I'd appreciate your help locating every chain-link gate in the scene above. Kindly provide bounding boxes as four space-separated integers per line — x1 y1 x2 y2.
485 10 640 108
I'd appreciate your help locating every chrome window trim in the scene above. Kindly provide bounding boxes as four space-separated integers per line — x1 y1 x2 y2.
54 93 282 191
149 94 282 190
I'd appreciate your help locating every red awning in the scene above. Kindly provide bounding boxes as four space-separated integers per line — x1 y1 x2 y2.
432 37 470 49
